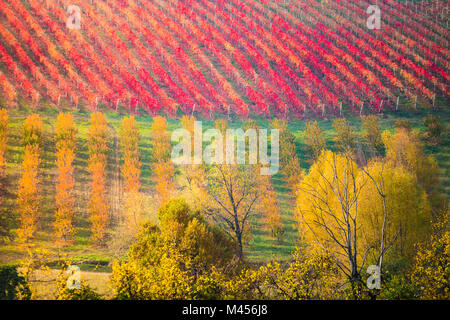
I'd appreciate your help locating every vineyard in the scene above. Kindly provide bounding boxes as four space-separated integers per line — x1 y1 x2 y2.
0 0 448 118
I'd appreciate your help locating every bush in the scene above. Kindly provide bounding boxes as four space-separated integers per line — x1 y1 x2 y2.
0 265 31 300
423 115 443 142
55 268 101 300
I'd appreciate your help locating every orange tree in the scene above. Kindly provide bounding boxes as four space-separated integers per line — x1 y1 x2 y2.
17 114 43 243
54 113 77 244
88 112 109 244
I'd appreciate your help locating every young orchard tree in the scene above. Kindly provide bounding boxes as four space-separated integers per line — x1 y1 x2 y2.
382 128 443 212
22 114 43 150
303 120 326 160
332 118 356 154
361 115 382 157
88 112 109 245
17 114 44 243
119 115 142 229
17 145 40 243
54 113 78 244
151 116 175 204
120 115 141 194
271 118 302 192
260 174 284 242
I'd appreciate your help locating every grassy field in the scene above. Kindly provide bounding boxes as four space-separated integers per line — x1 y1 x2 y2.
0 103 448 298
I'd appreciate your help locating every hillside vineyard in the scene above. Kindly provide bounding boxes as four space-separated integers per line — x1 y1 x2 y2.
0 0 448 117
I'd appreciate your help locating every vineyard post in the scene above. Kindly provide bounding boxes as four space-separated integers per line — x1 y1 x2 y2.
414 95 417 110
396 96 399 111
360 102 364 117
339 102 342 117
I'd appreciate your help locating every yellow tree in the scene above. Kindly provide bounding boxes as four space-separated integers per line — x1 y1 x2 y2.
358 161 432 265
88 112 109 244
151 116 174 204
54 113 78 244
410 213 449 299
119 115 142 228
17 145 40 243
271 118 302 192
361 115 382 156
22 114 43 150
88 161 108 244
17 114 44 243
304 120 326 160
296 150 366 297
151 116 171 162
332 118 355 154
179 115 209 211
382 128 443 212
120 115 141 194
259 173 284 241
55 113 77 151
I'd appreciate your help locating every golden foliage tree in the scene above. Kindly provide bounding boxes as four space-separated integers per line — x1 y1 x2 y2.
332 118 355 154
119 115 142 229
17 114 44 243
179 115 209 211
54 113 78 244
88 112 109 244
410 214 449 300
304 120 326 160
88 161 108 244
120 115 141 194
110 199 235 299
226 247 340 300
151 116 171 162
88 112 109 166
17 145 40 243
22 114 43 149
54 147 76 244
358 161 432 264
151 116 174 204
260 174 284 241
55 113 77 151
271 119 302 191
361 115 382 156
382 128 442 212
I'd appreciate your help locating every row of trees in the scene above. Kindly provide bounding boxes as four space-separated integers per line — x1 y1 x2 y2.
0 111 143 246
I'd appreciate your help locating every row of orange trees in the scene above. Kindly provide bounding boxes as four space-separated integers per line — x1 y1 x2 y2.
0 110 143 246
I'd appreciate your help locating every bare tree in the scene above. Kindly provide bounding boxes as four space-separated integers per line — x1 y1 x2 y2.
297 151 398 299
206 164 263 260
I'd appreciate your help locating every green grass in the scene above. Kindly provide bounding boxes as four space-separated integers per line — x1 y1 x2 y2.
0 104 448 269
